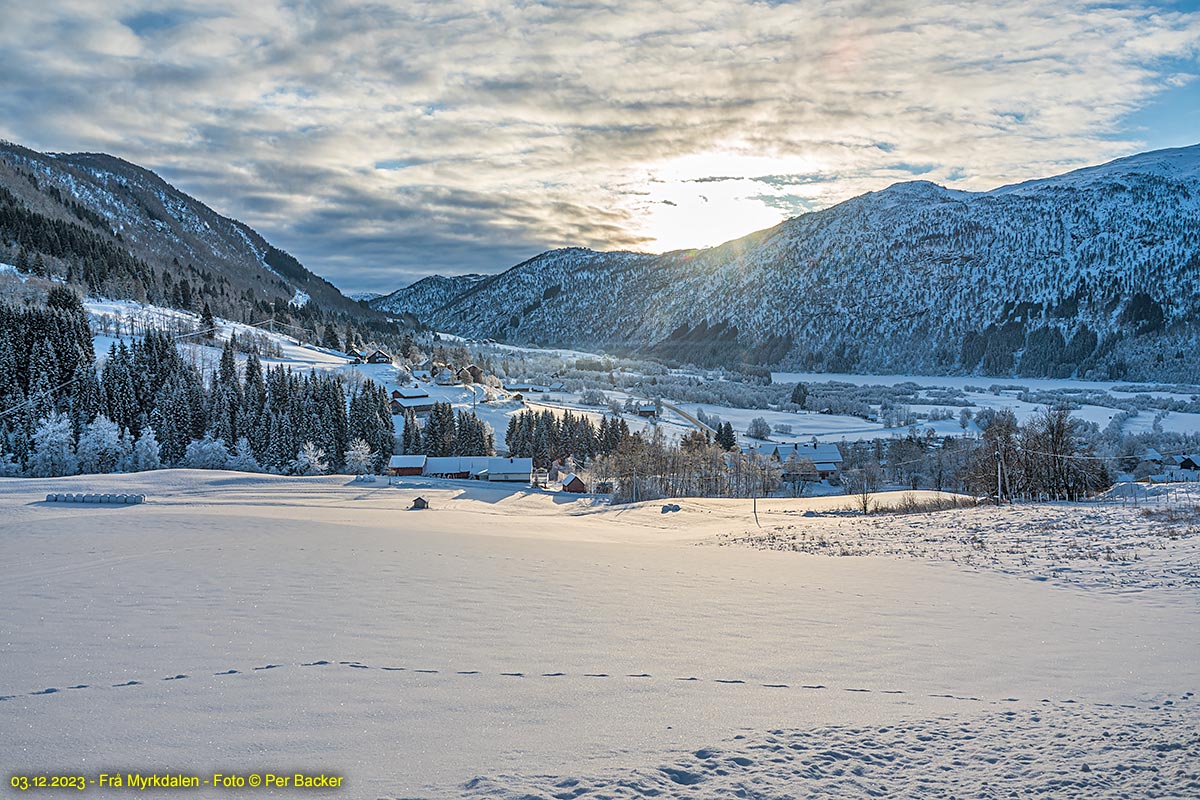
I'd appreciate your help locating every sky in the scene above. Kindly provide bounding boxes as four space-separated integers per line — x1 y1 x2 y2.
1 1 1199 294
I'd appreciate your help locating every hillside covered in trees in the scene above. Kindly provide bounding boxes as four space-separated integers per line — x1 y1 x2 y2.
377 144 1200 383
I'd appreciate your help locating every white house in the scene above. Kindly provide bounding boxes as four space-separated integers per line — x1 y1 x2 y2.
483 457 533 482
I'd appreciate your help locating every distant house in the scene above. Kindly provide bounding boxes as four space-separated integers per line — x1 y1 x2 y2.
392 386 429 399
390 396 435 415
636 402 657 417
503 381 534 393
411 496 429 510
457 364 484 384
560 473 586 493
388 455 427 476
484 457 534 482
367 349 393 364
434 366 457 385
347 348 365 363
749 442 844 480
1180 454 1200 471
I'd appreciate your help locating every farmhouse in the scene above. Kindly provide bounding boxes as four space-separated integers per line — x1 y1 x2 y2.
387 455 426 476
390 396 435 415
749 442 844 480
484 457 534 482
1180 454 1200 471
636 402 657 417
392 386 429 399
456 365 484 384
560 473 586 493
347 348 365 363
423 456 491 479
503 381 534 393
366 349 393 365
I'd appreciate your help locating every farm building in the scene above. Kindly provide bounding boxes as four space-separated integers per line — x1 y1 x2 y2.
560 473 586 493
392 386 429 399
390 396 435 415
366 349 393 364
484 457 534 482
347 348 365 362
388 455 427 476
423 456 491 479
748 442 844 480
411 496 429 510
457 365 484 384
636 402 657 417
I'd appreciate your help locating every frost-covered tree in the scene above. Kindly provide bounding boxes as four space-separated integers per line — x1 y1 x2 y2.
184 434 230 470
77 414 126 474
127 426 162 472
226 437 262 473
746 417 772 441
290 441 328 476
344 437 375 475
28 412 78 477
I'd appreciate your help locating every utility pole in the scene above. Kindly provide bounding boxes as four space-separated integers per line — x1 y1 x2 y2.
996 448 1003 505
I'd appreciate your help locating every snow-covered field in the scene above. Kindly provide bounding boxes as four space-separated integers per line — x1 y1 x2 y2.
3 472 1197 797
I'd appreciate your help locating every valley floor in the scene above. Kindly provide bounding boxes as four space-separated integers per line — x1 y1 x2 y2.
2 472 1198 798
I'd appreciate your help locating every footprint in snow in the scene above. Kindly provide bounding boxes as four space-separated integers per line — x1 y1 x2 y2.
714 679 745 684
413 669 439 674
301 660 331 667
583 673 609 678
381 667 406 672
500 672 525 677
162 674 188 681
68 684 89 690
31 688 59 695
675 677 700 681
762 683 789 689
253 664 281 671
113 681 141 687
542 672 565 677
627 673 652 678
215 669 239 676
456 670 480 675
345 664 369 670
801 685 826 690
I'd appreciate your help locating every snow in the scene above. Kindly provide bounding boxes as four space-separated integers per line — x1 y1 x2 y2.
773 370 1200 436
85 299 350 370
2 471 1197 797
291 289 310 307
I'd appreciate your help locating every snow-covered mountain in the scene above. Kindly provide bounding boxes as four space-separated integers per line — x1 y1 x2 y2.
381 144 1200 382
0 140 365 319
370 273 489 317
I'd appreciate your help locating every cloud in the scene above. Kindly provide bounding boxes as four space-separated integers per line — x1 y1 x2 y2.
0 0 1198 292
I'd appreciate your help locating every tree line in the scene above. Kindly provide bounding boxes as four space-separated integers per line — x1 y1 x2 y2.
0 290 397 477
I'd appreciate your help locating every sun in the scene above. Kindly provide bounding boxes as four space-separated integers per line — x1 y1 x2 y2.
631 150 826 252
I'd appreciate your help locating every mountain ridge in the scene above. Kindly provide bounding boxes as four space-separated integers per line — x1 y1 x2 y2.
375 143 1200 382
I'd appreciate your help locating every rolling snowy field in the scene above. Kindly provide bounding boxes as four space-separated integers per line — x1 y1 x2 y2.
3 472 1198 798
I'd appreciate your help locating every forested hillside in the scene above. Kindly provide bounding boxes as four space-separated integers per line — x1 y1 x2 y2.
380 145 1200 382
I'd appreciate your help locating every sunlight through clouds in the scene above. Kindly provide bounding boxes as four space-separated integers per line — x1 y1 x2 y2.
0 0 1197 290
